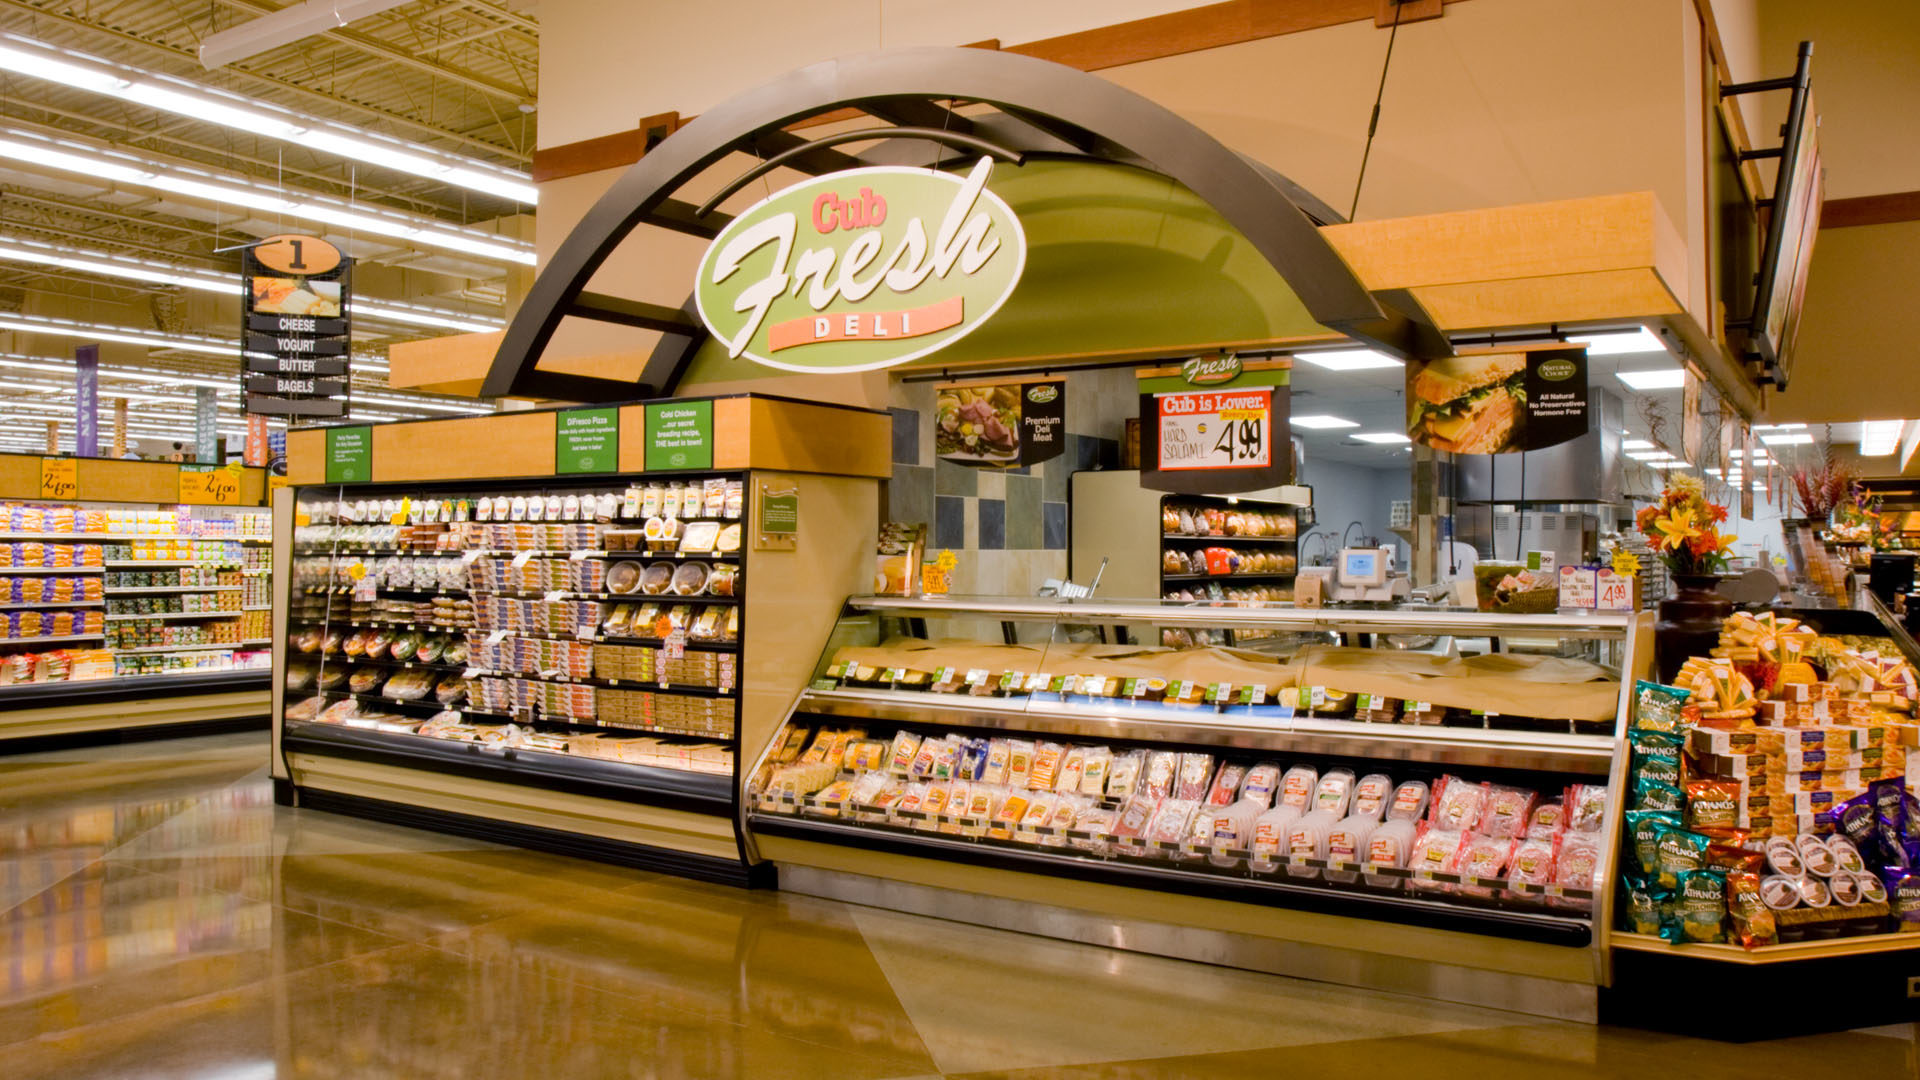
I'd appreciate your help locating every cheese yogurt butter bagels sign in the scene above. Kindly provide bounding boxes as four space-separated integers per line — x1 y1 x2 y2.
695 157 1026 373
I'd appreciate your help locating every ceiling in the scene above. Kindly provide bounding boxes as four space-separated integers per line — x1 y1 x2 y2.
0 0 538 451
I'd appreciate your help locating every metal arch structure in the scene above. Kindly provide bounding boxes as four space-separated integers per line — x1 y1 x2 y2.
483 45 1443 401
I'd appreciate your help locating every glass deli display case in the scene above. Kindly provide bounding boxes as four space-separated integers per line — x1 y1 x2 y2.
278 476 754 879
745 596 1651 1020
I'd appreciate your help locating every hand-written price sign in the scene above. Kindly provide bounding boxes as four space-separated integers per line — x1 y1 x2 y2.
40 457 77 499
179 465 240 505
1156 388 1271 471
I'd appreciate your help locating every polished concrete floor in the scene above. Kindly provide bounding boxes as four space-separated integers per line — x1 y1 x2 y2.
0 732 1914 1079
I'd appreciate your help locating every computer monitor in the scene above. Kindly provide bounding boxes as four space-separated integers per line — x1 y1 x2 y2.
1338 547 1388 588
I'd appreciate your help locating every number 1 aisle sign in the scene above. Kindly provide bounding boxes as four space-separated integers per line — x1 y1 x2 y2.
1156 388 1271 470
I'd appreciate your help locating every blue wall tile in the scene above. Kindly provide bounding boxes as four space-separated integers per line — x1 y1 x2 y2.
934 495 966 550
977 498 1006 550
1043 501 1067 550
889 407 920 465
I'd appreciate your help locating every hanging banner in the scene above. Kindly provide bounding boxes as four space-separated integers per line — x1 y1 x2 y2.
195 387 219 464
74 344 99 458
695 157 1026 373
242 234 352 419
933 378 1065 468
1405 346 1588 454
245 414 269 468
1136 356 1291 494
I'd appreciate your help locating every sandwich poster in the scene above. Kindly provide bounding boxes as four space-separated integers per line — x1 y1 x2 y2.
934 378 1065 468
1405 346 1588 455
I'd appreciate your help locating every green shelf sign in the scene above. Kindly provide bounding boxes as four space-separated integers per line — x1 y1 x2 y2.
644 401 713 471
555 407 619 474
324 426 372 483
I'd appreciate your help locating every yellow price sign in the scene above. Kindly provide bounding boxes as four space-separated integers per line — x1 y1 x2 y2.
179 466 240 505
1611 550 1642 577
936 549 957 572
346 561 368 581
39 457 77 500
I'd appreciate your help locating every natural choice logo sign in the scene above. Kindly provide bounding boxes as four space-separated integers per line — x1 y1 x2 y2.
695 157 1026 374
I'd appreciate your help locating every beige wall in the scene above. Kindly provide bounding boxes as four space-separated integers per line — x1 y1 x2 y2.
527 0 1706 401
1766 219 1920 428
536 0 1206 147
1755 0 1920 200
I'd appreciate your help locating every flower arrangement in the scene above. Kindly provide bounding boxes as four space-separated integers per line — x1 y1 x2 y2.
1636 473 1736 576
1789 461 1854 522
1831 484 1881 546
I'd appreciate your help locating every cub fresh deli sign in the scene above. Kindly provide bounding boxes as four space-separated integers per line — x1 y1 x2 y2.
1137 355 1292 494
695 157 1025 373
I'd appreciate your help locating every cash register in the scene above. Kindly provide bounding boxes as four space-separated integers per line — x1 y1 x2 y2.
1330 546 1410 604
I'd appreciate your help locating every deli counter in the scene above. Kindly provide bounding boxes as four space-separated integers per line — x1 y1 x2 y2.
743 595 1653 1021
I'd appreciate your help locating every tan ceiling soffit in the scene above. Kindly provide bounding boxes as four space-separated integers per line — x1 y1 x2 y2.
529 0 1473 183
392 190 1718 403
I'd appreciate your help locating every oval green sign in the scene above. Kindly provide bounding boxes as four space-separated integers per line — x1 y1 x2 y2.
1026 384 1058 404
1181 354 1242 386
1537 358 1577 381
695 158 1026 374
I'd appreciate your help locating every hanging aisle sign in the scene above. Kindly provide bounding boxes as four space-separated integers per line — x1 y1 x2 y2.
242 233 353 419
1405 346 1589 454
1137 356 1291 494
695 157 1026 373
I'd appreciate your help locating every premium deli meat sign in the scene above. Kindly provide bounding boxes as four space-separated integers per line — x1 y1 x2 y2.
696 157 1027 374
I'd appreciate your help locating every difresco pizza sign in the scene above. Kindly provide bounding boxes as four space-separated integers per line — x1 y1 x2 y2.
695 157 1026 373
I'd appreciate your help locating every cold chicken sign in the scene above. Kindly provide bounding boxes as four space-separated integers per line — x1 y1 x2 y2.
696 157 1025 373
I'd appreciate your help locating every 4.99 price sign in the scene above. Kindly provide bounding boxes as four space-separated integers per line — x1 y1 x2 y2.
1156 389 1272 471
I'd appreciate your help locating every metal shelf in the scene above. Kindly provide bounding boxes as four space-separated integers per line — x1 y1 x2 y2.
106 585 244 594
0 566 103 575
794 688 1616 774
1161 534 1296 544
113 639 271 655
845 595 1633 639
106 610 244 621
0 600 103 610
104 560 240 569
0 633 105 646
1161 572 1296 583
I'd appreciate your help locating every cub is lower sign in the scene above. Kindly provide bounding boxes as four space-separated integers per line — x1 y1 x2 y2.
1157 388 1271 471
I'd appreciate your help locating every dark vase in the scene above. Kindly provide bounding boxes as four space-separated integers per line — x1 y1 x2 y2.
1655 573 1732 683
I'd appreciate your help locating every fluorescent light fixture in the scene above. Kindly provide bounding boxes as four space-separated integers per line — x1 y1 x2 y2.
1570 328 1665 355
199 0 413 70
1760 432 1816 446
1351 432 1411 444
1628 451 1676 461
1615 368 1687 390
1753 422 1806 431
0 127 536 265
1644 460 1690 470
0 235 504 332
1296 348 1403 371
1859 420 1905 457
1290 414 1360 430
0 313 234 356
1622 439 1655 450
0 32 534 203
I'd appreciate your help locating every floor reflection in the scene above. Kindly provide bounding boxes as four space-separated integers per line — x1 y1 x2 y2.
1 733 1914 1080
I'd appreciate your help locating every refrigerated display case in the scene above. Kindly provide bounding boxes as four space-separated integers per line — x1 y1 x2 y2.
0 498 274 746
744 596 1651 1020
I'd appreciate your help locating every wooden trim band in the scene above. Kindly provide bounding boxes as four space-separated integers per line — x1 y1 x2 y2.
1820 191 1920 230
